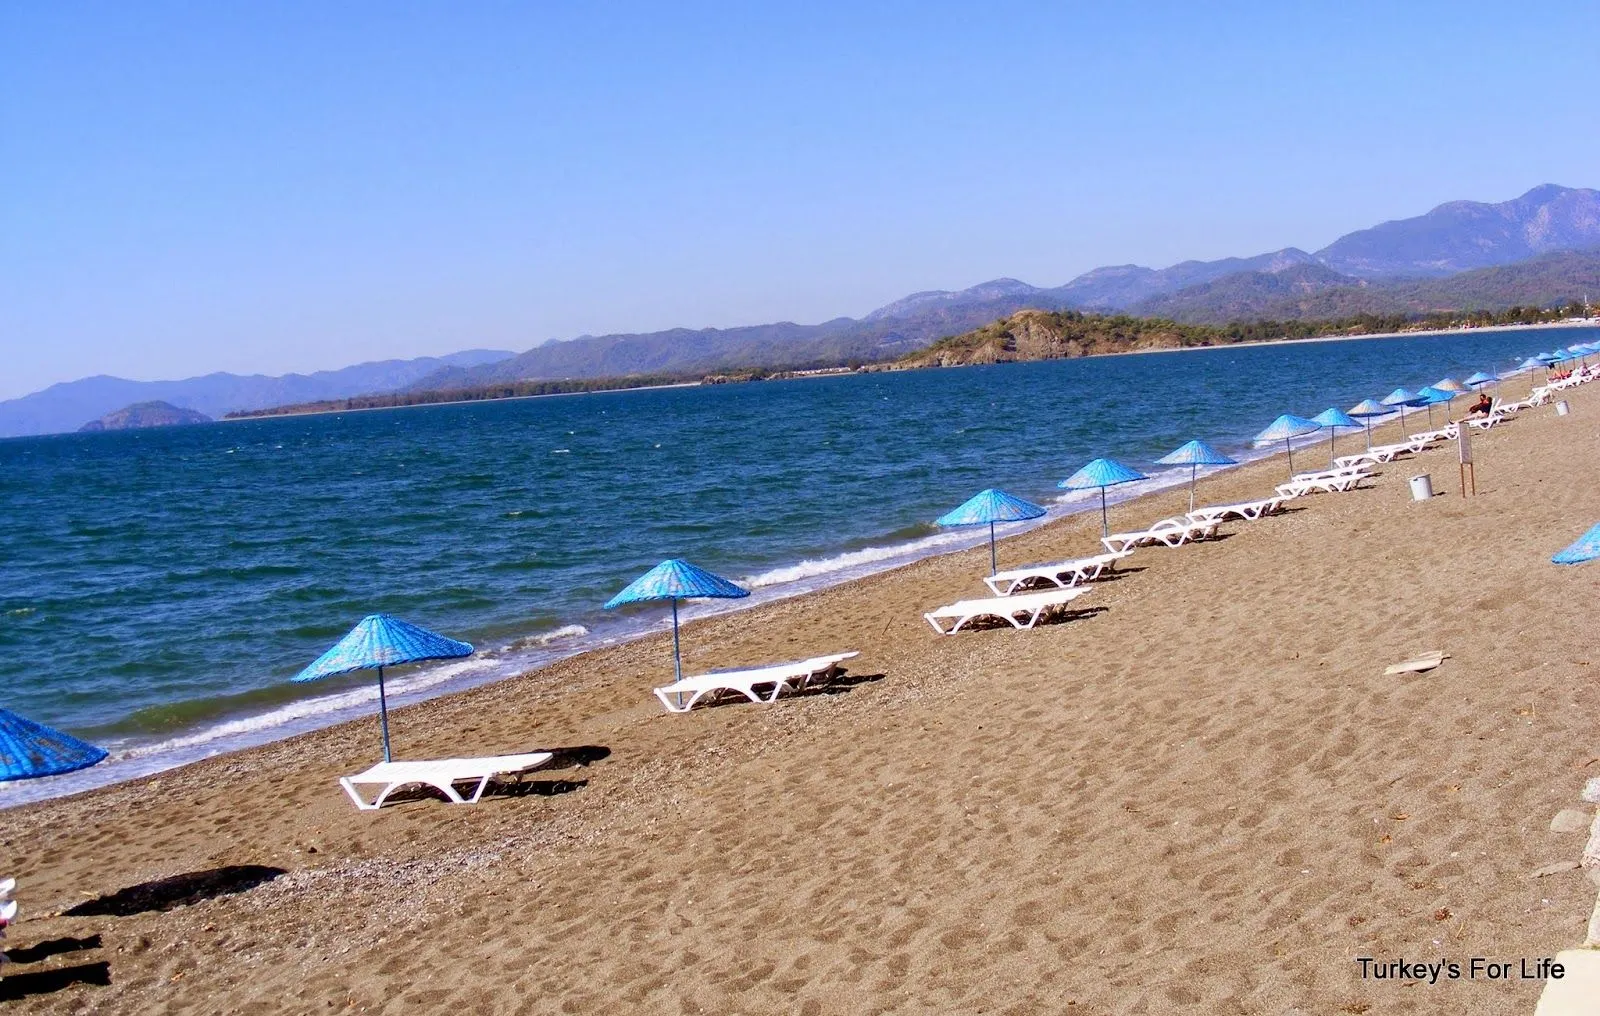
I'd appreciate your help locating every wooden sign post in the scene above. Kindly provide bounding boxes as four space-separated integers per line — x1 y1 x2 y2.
1457 426 1476 497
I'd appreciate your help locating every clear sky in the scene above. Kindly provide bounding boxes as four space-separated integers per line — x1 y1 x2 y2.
2 1 1597 400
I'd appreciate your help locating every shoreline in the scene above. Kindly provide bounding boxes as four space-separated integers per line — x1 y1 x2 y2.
6 374 1598 1012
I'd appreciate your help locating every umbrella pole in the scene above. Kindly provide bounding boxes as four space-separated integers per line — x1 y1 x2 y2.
1099 487 1109 537
1364 418 1372 449
1284 437 1294 478
377 664 392 763
989 521 997 576
1188 464 1196 514
671 599 682 684
1328 428 1336 466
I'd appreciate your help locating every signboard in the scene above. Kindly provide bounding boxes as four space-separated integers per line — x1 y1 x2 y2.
1457 426 1473 464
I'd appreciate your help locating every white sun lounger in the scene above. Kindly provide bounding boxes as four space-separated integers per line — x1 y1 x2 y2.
1408 425 1458 443
1276 468 1371 498
1185 496 1286 525
652 651 861 712
923 587 1092 635
982 549 1133 596
1100 517 1219 554
339 751 556 811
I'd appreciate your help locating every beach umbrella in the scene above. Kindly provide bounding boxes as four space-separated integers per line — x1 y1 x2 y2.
1432 378 1467 394
604 559 749 692
294 614 474 763
936 488 1048 575
1515 356 1546 395
1253 414 1321 477
1155 439 1236 513
1311 408 1362 464
1463 371 1496 389
1414 386 1459 427
1380 388 1426 434
1347 399 1389 449
0 709 108 781
1058 457 1148 537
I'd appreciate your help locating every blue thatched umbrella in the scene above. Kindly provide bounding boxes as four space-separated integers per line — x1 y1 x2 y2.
1311 408 1363 465
605 560 749 689
0 710 107 781
1463 371 1496 390
1346 399 1389 450
294 614 474 763
1380 388 1427 435
1253 414 1322 478
1058 458 1147 537
1155 440 1236 512
936 488 1047 575
1414 386 1459 427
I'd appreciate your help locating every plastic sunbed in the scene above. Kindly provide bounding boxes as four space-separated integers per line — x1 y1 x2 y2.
1276 469 1371 498
1185 497 1287 525
339 752 556 811
982 550 1133 596
652 651 860 712
1100 517 1219 554
923 587 1092 635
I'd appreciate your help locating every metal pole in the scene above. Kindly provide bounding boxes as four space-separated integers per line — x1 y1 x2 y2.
1284 437 1294 478
988 521 997 575
1188 463 1197 513
671 598 682 684
1099 487 1109 537
377 664 392 763
1327 427 1336 466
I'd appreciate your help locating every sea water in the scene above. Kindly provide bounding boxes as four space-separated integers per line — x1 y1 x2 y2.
2 325 1592 802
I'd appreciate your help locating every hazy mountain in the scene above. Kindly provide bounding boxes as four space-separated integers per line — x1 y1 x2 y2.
1054 248 1319 309
1132 249 1600 324
1129 263 1363 321
0 349 514 438
79 401 212 433
1314 184 1600 278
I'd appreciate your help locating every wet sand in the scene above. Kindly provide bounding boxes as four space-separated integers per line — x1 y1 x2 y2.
4 380 1599 1014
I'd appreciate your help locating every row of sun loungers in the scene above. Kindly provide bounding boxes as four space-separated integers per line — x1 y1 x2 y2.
1100 517 1218 553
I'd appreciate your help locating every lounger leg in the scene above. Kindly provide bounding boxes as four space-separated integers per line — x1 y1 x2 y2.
340 778 382 811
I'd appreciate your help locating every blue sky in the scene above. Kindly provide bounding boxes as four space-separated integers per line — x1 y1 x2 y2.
2 1 1597 399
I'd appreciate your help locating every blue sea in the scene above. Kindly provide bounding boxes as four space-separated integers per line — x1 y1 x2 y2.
2 325 1593 803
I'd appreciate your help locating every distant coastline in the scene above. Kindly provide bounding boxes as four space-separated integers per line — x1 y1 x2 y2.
215 314 1600 422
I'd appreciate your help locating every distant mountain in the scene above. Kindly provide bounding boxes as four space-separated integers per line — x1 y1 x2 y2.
862 278 1049 321
1053 248 1319 309
1131 249 1600 324
1130 263 1363 321
1315 184 1600 278
79 401 212 433
0 349 515 438
409 297 1081 390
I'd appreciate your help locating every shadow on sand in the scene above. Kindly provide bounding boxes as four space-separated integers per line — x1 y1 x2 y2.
64 865 287 918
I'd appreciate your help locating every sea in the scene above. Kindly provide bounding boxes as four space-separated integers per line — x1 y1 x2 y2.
2 324 1594 804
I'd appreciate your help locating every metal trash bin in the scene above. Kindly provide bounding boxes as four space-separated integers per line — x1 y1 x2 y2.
1409 474 1434 501
1556 399 1570 416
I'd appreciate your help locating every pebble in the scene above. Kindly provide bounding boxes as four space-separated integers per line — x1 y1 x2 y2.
1551 809 1591 833
1584 777 1600 805
1529 860 1581 878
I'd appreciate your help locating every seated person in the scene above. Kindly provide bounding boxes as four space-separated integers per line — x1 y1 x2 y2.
1464 393 1494 417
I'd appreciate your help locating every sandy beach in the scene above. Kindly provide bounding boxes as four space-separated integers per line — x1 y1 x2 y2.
4 380 1600 1014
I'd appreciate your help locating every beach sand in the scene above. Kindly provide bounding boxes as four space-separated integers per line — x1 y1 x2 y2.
4 383 1599 1014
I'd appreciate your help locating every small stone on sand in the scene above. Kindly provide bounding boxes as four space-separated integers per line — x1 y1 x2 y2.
1551 809 1591 833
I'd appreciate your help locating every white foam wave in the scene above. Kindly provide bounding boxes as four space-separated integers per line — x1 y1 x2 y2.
740 530 972 588
116 657 496 760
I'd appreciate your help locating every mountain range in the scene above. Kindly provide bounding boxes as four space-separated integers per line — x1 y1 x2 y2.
7 184 1600 437
0 349 514 439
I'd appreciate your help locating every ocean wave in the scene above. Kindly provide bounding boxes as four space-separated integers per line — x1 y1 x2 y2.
507 624 589 650
112 657 496 759
740 530 975 588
